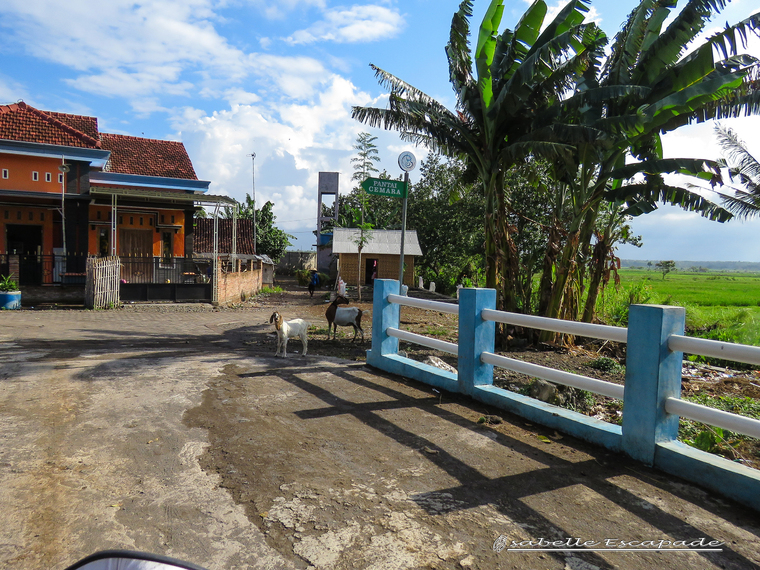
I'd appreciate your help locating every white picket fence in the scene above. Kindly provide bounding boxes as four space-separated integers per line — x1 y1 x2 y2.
85 256 121 309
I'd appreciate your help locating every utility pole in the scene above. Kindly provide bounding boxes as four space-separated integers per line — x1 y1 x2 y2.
248 152 256 252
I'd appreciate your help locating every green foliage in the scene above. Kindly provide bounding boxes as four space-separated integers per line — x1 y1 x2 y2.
587 356 625 375
655 260 677 280
257 286 283 296
685 427 727 454
714 124 760 219
351 132 380 184
0 275 19 292
254 201 293 263
408 155 485 295
221 195 293 262
597 280 655 325
353 0 759 322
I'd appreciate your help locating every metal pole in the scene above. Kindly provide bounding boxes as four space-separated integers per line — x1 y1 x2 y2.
248 152 256 253
232 202 238 268
398 171 409 289
58 160 70 270
110 193 117 255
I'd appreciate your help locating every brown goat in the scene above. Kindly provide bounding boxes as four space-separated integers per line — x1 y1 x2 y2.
325 295 364 342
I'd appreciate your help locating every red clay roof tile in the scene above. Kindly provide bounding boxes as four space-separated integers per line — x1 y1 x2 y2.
0 101 100 148
100 133 198 180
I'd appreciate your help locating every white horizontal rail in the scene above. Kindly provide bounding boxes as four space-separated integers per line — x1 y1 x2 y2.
665 397 760 440
480 352 625 400
668 334 760 367
481 309 628 343
387 294 460 314
387 327 459 356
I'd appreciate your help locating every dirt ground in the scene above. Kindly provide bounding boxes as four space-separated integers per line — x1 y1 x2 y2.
1 278 759 570
258 278 760 470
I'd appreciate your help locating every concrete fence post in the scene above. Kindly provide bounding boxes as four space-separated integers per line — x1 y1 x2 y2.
622 304 685 465
457 288 496 396
367 279 401 366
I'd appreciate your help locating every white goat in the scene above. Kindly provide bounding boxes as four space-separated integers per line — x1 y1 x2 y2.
325 295 364 342
269 311 310 357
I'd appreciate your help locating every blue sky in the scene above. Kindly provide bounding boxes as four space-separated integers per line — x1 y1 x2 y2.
1 0 759 261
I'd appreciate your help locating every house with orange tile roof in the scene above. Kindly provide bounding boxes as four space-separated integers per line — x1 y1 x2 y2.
0 101 236 303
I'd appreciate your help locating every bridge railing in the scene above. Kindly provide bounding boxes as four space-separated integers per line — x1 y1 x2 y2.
367 279 760 512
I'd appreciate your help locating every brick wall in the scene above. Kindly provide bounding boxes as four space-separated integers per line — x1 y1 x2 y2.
215 267 263 305
338 253 415 286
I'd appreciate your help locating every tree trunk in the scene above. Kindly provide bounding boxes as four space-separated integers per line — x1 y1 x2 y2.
484 189 498 291
537 221 563 316
582 236 607 323
496 182 519 313
357 245 363 302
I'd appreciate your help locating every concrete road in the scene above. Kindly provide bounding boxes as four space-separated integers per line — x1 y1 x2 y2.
1 307 759 570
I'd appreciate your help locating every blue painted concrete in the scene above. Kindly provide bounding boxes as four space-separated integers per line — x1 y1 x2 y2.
368 353 459 393
622 305 685 465
473 385 623 451
457 288 496 396
367 281 759 512
366 279 400 364
656 441 760 512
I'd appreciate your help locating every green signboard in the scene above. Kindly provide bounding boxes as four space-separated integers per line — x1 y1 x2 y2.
361 177 407 198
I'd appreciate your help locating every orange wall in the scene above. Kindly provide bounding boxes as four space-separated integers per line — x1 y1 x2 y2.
0 155 66 194
1 206 56 253
86 207 186 257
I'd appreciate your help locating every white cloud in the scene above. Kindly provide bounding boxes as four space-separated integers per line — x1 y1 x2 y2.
284 5 405 45
249 0 327 20
0 74 29 104
544 2 601 26
0 0 248 103
171 73 376 249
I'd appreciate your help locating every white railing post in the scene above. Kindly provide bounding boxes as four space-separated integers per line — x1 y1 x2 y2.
622 304 686 465
367 279 401 365
458 288 496 396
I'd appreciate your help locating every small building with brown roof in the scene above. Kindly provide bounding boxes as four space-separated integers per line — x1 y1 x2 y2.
331 228 422 287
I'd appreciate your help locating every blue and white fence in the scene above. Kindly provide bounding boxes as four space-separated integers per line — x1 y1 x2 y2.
367 279 760 511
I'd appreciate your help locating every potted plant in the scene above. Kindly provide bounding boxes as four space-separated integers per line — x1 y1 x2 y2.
0 275 21 310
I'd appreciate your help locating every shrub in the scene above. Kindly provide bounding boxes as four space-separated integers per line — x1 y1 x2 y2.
0 275 19 293
587 356 625 375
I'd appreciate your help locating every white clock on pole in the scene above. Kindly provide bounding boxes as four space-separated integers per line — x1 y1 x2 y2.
398 151 416 172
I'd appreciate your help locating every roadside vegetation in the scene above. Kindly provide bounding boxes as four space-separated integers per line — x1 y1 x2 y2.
599 269 760 351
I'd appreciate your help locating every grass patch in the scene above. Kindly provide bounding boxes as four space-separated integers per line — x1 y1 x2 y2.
597 270 760 358
258 286 283 296
425 325 450 337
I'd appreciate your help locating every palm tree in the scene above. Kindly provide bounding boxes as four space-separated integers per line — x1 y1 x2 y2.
714 123 760 217
353 0 606 311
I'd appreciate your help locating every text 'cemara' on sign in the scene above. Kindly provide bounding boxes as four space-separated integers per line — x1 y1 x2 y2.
361 177 408 198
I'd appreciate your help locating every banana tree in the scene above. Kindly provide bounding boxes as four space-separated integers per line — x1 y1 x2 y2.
352 0 605 312
540 0 760 325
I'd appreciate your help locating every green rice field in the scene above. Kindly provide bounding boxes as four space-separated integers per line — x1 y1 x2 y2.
599 269 760 348
617 268 760 307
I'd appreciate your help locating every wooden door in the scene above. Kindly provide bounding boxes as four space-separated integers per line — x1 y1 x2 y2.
119 229 153 283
